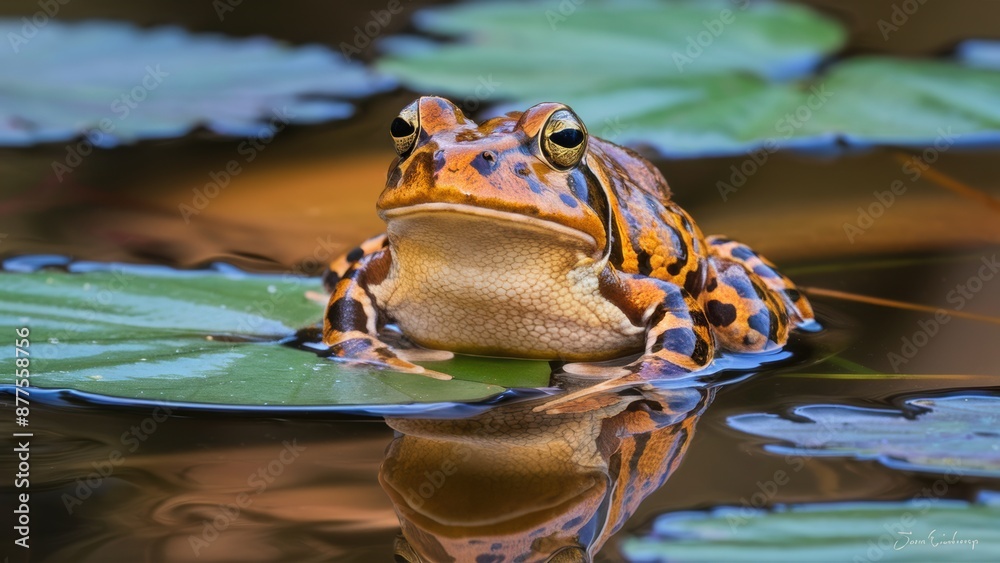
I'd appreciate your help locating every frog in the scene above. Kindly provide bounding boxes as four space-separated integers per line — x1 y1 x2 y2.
322 96 815 388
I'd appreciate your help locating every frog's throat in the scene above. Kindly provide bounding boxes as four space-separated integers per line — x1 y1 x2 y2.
381 202 601 255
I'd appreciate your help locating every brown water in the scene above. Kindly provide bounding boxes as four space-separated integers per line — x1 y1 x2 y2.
2 1 1000 562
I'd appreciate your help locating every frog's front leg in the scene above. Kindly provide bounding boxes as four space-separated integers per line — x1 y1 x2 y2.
323 250 451 380
543 271 715 413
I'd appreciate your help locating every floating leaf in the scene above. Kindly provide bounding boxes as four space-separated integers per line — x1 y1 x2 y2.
0 265 551 407
623 493 1000 562
728 395 1000 478
0 19 395 146
378 0 1000 156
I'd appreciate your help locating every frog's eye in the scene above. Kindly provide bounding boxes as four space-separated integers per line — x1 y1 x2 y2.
390 103 419 157
541 109 587 170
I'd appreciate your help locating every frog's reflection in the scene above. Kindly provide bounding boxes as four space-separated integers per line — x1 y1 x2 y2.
380 384 715 562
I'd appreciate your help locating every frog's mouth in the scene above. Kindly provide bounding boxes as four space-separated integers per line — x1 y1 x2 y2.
381 202 600 254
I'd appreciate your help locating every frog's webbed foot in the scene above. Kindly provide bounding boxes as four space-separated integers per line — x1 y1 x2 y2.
378 328 456 363
326 331 451 380
537 272 715 413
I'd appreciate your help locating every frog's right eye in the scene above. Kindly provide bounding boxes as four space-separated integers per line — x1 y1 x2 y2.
390 103 419 158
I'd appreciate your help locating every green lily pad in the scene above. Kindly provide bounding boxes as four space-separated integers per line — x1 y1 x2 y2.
0 265 551 407
728 395 1000 478
377 0 1000 156
0 19 395 146
623 493 1000 562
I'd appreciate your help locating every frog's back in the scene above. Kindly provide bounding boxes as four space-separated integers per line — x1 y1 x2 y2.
588 137 710 296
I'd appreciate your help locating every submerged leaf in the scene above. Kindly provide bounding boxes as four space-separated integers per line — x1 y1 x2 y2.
623 494 1000 562
0 266 550 407
728 395 1000 477
378 1 1000 156
0 19 395 146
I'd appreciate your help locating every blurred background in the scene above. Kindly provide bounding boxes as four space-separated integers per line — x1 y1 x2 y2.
2 1 999 562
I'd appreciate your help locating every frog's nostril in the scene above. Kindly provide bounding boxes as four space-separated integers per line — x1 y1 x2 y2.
481 151 497 164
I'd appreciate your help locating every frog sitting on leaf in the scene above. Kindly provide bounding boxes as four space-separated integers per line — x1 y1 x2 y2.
322 97 814 401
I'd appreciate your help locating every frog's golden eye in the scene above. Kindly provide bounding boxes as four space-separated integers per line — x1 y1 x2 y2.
541 108 587 170
390 103 419 157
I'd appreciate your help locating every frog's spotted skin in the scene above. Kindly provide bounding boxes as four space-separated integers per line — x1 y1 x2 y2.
322 96 815 388
322 233 387 291
707 235 815 324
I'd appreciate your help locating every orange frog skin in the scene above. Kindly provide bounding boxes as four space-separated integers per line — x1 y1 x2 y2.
322 96 814 384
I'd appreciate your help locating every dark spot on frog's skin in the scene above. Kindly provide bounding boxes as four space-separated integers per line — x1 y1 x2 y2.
475 555 504 563
491 542 502 551
433 149 446 173
684 265 704 296
636 249 652 275
731 246 755 261
785 288 801 302
514 162 530 176
705 276 718 292
747 310 769 337
743 335 753 346
664 225 687 275
753 264 778 279
401 151 434 186
767 309 781 342
706 300 737 327
326 297 369 333
561 516 584 531
346 246 364 263
653 327 695 354
692 333 711 365
559 193 578 208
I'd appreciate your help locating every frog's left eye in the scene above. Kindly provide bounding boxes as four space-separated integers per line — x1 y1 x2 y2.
541 109 587 170
390 103 419 158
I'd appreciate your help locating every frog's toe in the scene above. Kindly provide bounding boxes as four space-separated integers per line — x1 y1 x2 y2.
387 361 452 380
533 375 650 414
326 335 452 380
304 290 329 306
561 362 630 379
394 348 455 362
